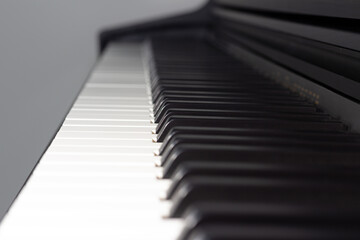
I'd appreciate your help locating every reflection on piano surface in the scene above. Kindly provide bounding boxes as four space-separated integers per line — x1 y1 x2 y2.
1 0 360 239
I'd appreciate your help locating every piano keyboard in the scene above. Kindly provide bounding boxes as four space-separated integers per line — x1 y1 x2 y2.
2 36 360 240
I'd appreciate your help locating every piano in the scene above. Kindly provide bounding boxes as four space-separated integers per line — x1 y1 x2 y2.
1 0 360 239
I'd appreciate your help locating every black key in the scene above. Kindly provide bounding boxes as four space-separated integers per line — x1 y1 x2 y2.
161 144 360 178
155 116 344 139
158 126 358 145
180 202 360 240
169 175 360 217
153 93 305 106
153 92 305 107
165 160 360 200
154 108 324 124
151 90 300 103
150 78 272 89
160 134 360 167
152 85 290 101
154 102 317 122
153 96 312 114
185 223 360 240
152 72 263 81
155 111 330 130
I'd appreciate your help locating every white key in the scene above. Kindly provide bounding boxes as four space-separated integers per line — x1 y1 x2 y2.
66 112 150 120
74 98 149 107
80 86 148 98
56 131 151 139
61 125 154 131
63 119 153 126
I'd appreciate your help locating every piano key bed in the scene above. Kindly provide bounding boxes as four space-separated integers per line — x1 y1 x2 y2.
1 37 360 240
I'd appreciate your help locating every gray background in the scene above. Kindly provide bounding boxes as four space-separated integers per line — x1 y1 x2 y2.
0 0 205 222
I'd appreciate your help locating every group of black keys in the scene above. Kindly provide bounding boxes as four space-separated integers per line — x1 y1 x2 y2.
148 37 360 240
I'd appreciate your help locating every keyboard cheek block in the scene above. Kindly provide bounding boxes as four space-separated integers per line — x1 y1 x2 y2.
149 38 360 239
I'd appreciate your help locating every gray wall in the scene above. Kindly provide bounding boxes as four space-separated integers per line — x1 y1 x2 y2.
0 0 205 222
